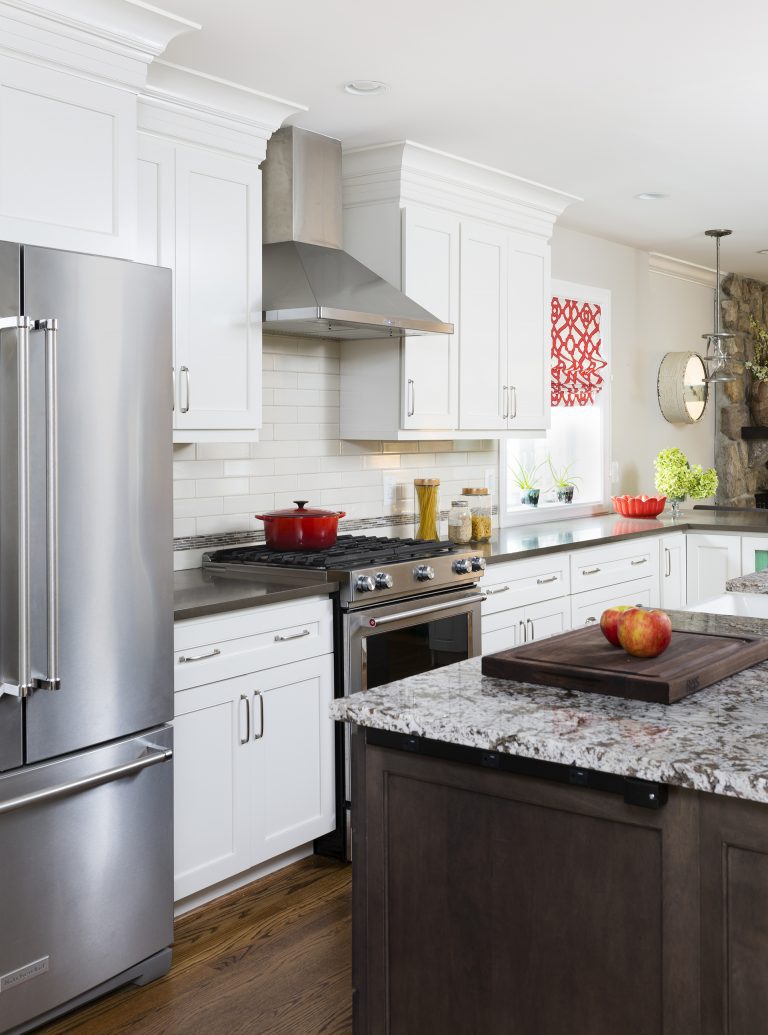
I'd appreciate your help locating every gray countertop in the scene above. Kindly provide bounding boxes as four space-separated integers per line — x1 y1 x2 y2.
727 570 768 594
174 568 338 621
331 610 768 805
478 508 768 565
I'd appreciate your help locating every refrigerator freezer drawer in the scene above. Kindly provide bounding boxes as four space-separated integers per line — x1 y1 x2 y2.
0 726 173 1033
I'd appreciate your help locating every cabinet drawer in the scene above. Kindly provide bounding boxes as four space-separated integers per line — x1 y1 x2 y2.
481 554 570 615
173 597 333 691
570 578 656 629
570 539 659 594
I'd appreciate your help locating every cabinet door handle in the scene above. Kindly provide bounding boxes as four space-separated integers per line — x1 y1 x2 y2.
631 558 647 566
172 365 175 413
180 365 190 413
178 648 221 663
407 378 415 417
582 567 601 576
252 690 264 740
510 385 517 419
584 616 597 624
502 385 509 420
239 693 250 745
536 575 557 585
274 628 310 642
665 548 671 578
519 619 526 643
486 585 510 595
526 618 534 641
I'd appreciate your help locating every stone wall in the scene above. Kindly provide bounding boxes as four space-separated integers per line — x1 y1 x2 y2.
716 274 768 506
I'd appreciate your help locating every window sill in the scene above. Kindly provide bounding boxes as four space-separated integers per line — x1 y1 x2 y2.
500 500 610 527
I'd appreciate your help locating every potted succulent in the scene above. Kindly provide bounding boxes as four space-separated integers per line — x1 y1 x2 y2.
509 458 544 507
654 447 718 518
746 317 768 426
547 456 580 504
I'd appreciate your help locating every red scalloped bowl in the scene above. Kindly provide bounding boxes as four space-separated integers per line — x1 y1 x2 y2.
611 494 667 518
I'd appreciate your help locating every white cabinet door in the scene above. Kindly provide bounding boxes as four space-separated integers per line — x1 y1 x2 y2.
660 534 686 610
570 578 656 629
402 207 460 430
507 232 550 430
481 606 524 656
253 654 335 863
740 536 768 577
525 597 569 641
0 55 136 257
174 147 262 437
686 534 742 606
459 221 508 431
173 675 253 901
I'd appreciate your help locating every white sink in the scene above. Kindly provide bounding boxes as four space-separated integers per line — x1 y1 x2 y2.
685 592 768 619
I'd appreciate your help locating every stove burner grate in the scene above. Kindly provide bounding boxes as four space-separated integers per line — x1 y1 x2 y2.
207 534 459 571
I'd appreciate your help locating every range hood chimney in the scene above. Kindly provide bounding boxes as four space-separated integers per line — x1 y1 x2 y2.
262 127 454 340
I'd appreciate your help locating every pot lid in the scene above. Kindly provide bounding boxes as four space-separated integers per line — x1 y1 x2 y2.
257 500 343 519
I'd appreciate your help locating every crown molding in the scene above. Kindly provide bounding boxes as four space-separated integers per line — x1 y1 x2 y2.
0 0 198 90
138 61 307 160
648 252 719 288
343 140 580 238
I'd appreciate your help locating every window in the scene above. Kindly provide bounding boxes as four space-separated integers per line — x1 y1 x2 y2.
500 280 611 525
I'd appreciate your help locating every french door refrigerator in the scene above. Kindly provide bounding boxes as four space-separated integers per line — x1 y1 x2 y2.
0 243 173 1034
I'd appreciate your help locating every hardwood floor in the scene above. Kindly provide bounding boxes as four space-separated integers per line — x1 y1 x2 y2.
39 857 353 1035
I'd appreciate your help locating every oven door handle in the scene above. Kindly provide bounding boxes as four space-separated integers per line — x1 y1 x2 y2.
364 592 487 628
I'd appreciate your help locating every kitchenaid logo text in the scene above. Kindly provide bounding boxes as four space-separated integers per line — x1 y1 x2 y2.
0 956 49 992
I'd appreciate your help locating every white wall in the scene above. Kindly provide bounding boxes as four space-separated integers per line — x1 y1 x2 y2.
551 226 715 496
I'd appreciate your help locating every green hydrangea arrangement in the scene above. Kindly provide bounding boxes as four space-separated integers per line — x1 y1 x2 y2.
654 448 718 500
746 317 768 382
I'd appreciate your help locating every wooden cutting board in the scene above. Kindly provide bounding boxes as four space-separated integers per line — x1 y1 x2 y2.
481 624 768 704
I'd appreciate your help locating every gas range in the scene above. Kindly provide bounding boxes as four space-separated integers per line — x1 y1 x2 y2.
203 534 487 609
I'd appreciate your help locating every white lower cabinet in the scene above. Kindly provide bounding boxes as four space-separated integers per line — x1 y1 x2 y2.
173 598 335 902
686 534 742 606
482 597 568 655
659 533 687 610
481 554 570 654
570 578 657 629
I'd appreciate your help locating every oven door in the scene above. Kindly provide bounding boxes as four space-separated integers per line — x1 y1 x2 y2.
344 586 484 696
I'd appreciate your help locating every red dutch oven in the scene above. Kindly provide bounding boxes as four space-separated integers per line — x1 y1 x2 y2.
255 500 346 551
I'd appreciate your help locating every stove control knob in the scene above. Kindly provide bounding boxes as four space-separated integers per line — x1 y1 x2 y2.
471 556 487 572
356 575 376 593
375 572 394 590
453 558 472 575
414 564 435 582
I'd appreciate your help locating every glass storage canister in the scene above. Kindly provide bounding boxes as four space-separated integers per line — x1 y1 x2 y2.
414 478 440 540
462 487 493 542
447 500 472 544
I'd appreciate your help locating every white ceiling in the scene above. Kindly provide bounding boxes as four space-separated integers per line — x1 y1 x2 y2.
159 0 768 278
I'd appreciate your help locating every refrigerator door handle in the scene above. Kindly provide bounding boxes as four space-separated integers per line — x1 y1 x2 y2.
0 316 33 700
35 319 60 691
0 748 172 815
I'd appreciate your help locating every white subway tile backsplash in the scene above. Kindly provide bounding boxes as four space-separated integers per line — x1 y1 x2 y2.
249 473 298 493
263 370 299 388
173 479 196 499
195 477 250 497
197 514 251 535
195 442 250 461
174 517 196 537
223 493 275 514
262 406 299 424
273 422 319 441
173 460 224 480
224 459 275 477
173 443 196 461
174 497 224 519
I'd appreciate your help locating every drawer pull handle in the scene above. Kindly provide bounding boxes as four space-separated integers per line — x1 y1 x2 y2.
585 616 597 624
631 558 647 566
486 585 510 595
665 548 671 578
582 567 601 576
536 575 558 585
274 628 310 642
178 648 221 663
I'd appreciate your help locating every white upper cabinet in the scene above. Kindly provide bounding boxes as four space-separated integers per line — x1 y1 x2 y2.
341 142 576 440
0 0 193 257
137 62 304 442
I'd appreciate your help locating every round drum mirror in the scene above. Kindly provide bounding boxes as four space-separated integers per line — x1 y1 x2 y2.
657 351 709 424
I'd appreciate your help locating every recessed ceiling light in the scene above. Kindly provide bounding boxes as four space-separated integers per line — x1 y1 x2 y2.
634 192 669 201
343 80 388 96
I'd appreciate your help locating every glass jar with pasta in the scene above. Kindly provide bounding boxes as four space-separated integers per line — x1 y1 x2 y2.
462 487 493 542
414 478 440 540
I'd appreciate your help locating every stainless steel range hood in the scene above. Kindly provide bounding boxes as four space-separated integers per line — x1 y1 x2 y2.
262 127 453 340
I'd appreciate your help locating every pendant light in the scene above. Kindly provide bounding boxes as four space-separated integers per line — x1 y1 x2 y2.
702 228 737 383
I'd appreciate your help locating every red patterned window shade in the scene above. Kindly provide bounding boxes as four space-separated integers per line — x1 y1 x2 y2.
551 297 607 406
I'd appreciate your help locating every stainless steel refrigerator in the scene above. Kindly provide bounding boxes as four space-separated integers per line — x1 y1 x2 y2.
0 243 174 1034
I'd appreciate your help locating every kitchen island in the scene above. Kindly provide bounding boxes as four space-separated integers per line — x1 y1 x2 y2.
332 610 768 1034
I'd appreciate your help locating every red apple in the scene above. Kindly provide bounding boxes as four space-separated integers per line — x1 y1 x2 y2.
617 607 672 658
599 605 633 647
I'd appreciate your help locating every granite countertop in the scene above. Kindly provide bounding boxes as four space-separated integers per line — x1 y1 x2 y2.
174 567 338 620
331 610 768 805
477 509 768 565
727 570 768 594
